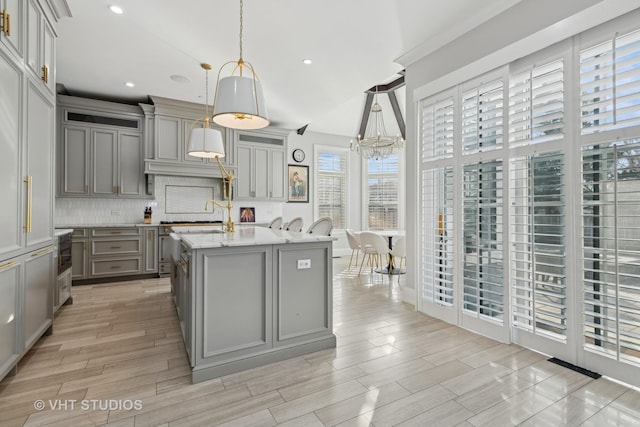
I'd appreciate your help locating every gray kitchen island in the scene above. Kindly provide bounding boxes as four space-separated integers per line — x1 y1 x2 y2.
175 226 337 383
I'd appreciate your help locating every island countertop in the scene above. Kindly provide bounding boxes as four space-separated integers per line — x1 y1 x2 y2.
179 226 336 249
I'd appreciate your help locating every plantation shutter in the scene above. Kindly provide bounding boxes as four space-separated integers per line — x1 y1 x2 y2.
509 60 564 147
580 29 640 134
421 167 454 305
367 154 399 229
462 160 505 319
421 97 454 161
582 138 640 364
511 153 567 338
461 80 504 154
317 151 346 229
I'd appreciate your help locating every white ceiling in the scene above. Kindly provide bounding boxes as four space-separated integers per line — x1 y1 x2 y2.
56 0 522 137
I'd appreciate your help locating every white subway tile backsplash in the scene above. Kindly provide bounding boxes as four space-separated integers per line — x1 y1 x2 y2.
55 175 282 225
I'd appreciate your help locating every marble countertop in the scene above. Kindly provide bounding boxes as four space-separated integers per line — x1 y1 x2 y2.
180 226 336 249
55 223 160 228
54 228 74 237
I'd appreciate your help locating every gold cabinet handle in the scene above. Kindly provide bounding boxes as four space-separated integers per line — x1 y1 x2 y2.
110 231 122 234
24 176 32 232
31 247 53 257
1 10 9 36
0 261 19 270
111 265 121 269
110 246 122 249
41 65 49 83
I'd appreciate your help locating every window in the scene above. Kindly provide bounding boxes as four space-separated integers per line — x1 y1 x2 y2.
582 138 640 363
316 150 346 229
509 60 564 147
421 97 454 161
511 153 567 338
421 167 454 306
462 160 505 320
580 29 640 134
367 154 399 229
461 79 504 154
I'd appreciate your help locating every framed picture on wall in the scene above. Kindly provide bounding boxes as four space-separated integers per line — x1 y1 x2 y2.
288 165 309 203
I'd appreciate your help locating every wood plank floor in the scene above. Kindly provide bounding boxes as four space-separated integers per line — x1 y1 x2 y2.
1 257 639 426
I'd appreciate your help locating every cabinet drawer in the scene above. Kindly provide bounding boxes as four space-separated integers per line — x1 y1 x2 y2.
92 227 141 237
72 228 88 238
91 239 141 256
91 258 141 276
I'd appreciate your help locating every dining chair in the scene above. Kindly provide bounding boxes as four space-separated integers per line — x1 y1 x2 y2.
284 217 304 232
345 229 361 270
306 217 333 236
389 235 406 283
358 231 391 274
268 216 283 229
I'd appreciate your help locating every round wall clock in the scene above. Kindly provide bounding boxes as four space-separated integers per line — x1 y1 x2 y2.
292 148 305 163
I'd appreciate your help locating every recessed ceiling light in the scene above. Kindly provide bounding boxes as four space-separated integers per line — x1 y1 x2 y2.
170 74 191 83
125 82 135 88
109 5 124 15
303 59 313 65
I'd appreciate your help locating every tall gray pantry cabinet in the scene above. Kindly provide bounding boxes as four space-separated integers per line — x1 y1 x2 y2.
0 0 69 382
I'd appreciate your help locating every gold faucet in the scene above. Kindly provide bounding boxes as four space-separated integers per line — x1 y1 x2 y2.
204 157 235 232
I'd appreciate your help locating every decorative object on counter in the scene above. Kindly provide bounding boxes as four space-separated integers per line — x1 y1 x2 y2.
144 206 153 224
288 165 309 203
239 207 255 223
350 84 405 160
211 0 269 130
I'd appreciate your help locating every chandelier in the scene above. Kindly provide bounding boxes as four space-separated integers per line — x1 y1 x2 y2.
351 92 404 160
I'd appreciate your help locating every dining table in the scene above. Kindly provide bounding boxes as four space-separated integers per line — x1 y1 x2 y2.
370 229 406 275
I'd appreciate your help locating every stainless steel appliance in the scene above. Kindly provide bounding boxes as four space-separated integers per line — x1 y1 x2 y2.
55 231 73 310
58 232 72 275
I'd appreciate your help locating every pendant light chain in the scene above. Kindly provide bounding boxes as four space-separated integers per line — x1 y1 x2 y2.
239 0 244 62
204 66 209 119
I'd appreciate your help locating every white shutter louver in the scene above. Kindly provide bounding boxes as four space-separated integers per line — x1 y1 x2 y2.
462 160 505 319
509 60 564 147
511 153 567 338
317 151 346 229
421 98 454 162
582 138 640 364
367 155 399 230
421 167 454 306
461 80 504 154
580 29 640 134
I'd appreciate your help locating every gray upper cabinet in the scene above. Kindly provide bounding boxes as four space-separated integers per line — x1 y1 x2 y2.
234 130 287 201
145 96 233 178
57 95 146 198
0 0 24 60
26 0 54 95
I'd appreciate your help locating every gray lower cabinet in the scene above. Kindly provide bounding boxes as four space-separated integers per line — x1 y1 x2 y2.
0 245 54 381
184 240 335 383
71 226 159 282
0 257 20 379
89 228 142 278
143 227 159 273
70 229 88 280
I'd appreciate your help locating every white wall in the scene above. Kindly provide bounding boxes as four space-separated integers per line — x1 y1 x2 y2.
285 130 364 256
